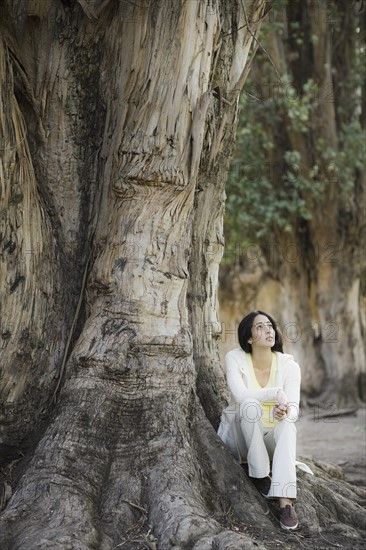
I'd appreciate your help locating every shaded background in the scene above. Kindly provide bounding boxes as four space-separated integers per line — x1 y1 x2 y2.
218 0 366 409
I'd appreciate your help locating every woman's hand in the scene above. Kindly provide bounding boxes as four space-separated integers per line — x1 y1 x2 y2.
273 403 288 420
274 389 288 420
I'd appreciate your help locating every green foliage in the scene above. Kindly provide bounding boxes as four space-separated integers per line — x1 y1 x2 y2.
225 79 323 245
224 2 365 251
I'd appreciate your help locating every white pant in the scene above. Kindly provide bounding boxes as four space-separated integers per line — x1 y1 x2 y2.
240 398 297 499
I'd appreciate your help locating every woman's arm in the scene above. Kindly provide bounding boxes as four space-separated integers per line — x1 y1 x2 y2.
226 352 281 404
278 360 301 421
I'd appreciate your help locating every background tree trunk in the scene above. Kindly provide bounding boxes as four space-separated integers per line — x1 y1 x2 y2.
0 1 365 549
220 0 366 408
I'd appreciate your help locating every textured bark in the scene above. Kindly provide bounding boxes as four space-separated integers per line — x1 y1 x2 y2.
0 1 365 549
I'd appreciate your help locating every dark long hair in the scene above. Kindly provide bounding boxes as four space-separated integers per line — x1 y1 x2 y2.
238 310 283 353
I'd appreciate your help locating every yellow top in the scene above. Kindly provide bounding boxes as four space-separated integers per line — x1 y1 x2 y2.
248 353 278 428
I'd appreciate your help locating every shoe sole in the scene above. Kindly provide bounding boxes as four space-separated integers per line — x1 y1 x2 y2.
280 521 299 530
261 492 277 499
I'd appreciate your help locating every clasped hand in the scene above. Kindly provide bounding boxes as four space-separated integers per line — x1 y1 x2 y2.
274 389 289 420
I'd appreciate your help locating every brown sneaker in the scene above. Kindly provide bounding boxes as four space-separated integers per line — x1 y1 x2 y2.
250 475 271 497
280 504 299 530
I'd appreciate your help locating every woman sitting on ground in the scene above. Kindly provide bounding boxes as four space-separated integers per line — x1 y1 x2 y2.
218 310 301 531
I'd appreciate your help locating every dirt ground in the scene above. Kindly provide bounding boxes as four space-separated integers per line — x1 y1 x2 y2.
297 405 366 486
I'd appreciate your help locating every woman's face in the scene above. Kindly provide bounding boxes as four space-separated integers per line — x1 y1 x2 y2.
250 314 275 348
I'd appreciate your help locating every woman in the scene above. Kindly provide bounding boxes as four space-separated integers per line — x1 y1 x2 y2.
218 310 301 530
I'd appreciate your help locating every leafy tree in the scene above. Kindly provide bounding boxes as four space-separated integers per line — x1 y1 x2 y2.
226 1 365 245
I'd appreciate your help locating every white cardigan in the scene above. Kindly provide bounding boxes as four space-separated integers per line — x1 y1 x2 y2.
218 348 313 474
225 348 301 421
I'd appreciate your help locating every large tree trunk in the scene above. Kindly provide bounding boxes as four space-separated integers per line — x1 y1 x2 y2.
0 1 365 549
